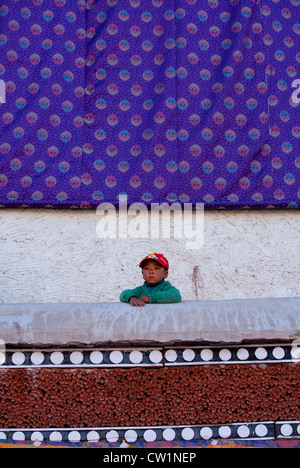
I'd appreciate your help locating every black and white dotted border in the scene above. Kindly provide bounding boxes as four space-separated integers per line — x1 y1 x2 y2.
0 421 287 444
0 348 163 368
0 343 297 368
164 343 297 366
276 421 300 439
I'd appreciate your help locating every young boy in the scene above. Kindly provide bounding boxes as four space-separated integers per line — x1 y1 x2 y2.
120 253 182 306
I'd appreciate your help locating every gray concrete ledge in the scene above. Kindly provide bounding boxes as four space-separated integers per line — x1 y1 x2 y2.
0 297 299 347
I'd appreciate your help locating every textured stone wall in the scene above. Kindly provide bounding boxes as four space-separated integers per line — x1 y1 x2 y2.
0 209 300 304
0 363 299 428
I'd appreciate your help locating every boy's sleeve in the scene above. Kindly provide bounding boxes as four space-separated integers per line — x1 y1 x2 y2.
120 286 144 303
148 285 181 304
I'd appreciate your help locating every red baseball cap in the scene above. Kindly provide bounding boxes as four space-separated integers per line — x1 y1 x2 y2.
139 253 169 271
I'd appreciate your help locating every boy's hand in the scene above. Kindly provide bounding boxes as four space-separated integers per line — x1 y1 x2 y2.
129 296 146 307
140 295 150 303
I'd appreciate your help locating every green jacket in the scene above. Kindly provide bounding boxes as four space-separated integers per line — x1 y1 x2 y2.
120 281 182 304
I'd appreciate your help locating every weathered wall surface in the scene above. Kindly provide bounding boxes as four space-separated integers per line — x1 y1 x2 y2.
0 208 299 304
1 298 299 346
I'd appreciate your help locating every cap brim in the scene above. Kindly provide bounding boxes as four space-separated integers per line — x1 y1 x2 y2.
139 258 168 270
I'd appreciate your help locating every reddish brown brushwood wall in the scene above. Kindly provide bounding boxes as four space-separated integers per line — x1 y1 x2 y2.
0 364 299 428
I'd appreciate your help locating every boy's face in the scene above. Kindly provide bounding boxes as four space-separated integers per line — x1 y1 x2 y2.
142 260 168 284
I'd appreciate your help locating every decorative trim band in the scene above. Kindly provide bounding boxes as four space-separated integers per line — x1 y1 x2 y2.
0 421 299 444
0 343 297 368
164 343 297 366
0 348 162 368
276 421 300 439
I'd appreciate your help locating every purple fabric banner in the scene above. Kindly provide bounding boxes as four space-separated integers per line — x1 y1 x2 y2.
0 0 299 209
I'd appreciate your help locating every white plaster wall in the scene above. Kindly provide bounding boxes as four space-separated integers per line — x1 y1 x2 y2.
0 208 299 303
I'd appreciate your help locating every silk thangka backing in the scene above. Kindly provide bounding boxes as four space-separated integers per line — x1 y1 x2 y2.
0 0 299 209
